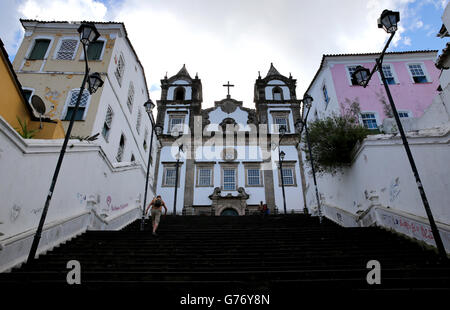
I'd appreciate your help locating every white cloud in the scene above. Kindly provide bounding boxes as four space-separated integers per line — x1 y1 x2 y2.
403 36 412 45
18 0 107 21
0 0 419 107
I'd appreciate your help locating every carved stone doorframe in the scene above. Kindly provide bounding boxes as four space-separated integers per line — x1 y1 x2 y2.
208 187 250 216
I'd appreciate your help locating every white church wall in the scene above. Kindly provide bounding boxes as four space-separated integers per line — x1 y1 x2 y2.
0 116 149 271
155 145 186 214
206 106 250 131
271 145 304 212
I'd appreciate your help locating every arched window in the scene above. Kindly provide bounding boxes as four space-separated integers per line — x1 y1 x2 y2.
174 87 185 101
272 87 283 101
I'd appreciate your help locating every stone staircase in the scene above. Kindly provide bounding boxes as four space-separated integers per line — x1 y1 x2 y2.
0 214 448 303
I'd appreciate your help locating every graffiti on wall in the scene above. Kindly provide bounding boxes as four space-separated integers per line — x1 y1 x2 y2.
380 212 435 242
106 195 129 212
389 177 401 202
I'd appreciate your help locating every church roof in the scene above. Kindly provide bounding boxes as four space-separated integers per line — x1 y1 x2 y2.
266 63 281 77
174 64 192 79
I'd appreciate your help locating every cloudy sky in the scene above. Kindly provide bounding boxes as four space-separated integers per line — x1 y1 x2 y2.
0 0 448 108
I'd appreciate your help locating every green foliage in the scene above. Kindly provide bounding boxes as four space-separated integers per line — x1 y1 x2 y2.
303 113 369 175
15 116 40 139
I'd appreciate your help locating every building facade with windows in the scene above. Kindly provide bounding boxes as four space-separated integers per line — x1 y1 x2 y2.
304 51 440 131
154 64 305 215
12 20 158 180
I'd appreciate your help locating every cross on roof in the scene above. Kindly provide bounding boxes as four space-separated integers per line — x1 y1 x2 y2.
222 81 234 97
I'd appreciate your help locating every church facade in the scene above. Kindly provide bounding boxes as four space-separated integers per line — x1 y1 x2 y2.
154 64 306 216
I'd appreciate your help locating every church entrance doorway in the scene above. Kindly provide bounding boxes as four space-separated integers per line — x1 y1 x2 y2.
220 208 239 216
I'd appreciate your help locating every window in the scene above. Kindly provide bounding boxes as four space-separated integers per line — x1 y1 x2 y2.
116 134 126 162
361 112 378 130
347 66 359 86
281 168 294 185
102 106 113 141
29 39 50 60
63 89 90 121
197 167 213 187
164 167 177 187
143 128 149 151
56 39 78 60
115 54 125 85
130 154 135 162
174 87 185 101
222 168 236 191
127 82 134 113
273 116 289 133
322 84 330 107
398 111 410 118
86 41 104 60
382 64 396 85
408 64 428 83
246 168 262 186
272 87 283 100
136 109 142 134
169 115 185 133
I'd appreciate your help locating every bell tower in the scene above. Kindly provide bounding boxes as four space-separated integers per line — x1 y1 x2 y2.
254 63 301 126
156 64 202 130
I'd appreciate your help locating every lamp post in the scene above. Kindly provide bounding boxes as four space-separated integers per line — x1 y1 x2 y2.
352 9 446 260
295 95 322 223
173 142 184 216
277 125 287 215
140 99 163 231
27 23 104 264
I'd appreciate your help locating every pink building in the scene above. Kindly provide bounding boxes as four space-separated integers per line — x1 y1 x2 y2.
304 51 440 130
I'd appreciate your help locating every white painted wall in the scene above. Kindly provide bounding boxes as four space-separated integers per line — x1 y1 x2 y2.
0 116 152 271
206 106 251 131
306 66 340 122
302 128 450 249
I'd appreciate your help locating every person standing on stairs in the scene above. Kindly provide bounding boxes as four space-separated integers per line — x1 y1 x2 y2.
145 195 167 236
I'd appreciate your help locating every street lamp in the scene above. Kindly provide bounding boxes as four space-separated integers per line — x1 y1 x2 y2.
27 23 104 264
278 125 287 215
140 99 163 231
295 94 323 223
173 142 184 216
352 9 446 260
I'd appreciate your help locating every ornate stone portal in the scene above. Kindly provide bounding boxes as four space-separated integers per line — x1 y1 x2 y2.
208 187 250 216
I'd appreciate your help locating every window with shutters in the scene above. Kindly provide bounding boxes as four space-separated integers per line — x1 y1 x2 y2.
163 167 178 187
86 41 104 60
127 82 134 113
116 134 126 162
347 65 360 86
136 109 142 134
55 38 78 60
115 54 125 86
28 39 51 60
63 89 90 121
102 106 114 142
